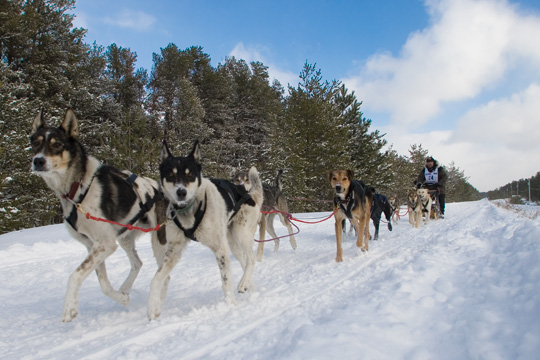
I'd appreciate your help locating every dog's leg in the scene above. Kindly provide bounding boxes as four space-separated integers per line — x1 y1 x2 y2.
256 215 267 262
147 236 189 320
278 213 297 250
372 218 380 240
364 212 371 250
62 240 119 322
151 232 170 302
334 216 344 262
117 235 143 294
229 227 256 293
213 235 237 297
266 213 281 253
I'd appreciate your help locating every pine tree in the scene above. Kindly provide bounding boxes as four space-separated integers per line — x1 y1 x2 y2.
336 85 390 192
279 63 347 211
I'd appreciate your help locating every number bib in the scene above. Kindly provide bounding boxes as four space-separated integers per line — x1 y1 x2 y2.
424 167 438 184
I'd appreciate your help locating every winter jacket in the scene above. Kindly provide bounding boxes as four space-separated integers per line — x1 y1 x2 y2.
416 159 447 195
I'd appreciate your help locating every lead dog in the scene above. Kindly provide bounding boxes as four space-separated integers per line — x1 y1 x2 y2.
329 170 373 262
232 169 297 261
147 141 263 320
30 109 166 322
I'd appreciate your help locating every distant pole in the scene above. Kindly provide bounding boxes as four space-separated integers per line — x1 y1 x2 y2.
529 178 531 202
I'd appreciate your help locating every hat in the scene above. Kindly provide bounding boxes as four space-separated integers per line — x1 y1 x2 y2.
426 156 435 162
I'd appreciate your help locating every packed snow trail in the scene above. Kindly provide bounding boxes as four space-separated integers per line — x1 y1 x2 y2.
1 199 539 359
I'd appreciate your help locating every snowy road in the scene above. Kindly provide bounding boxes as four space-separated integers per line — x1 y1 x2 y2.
1 199 539 359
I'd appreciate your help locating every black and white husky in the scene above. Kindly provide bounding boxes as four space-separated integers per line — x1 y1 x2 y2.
147 141 263 320
30 109 167 322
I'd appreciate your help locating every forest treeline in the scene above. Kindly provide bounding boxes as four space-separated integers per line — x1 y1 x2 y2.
0 0 483 233
487 172 540 203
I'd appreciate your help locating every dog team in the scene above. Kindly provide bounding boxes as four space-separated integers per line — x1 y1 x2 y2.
29 109 439 321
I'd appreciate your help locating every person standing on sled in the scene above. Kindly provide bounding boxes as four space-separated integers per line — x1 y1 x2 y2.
415 156 447 217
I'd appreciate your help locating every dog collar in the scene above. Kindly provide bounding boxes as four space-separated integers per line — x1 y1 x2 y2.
172 198 197 214
62 181 81 201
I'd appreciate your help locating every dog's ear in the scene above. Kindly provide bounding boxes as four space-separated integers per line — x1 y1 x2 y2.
60 109 79 138
189 140 201 163
31 111 45 134
161 141 172 162
347 169 354 180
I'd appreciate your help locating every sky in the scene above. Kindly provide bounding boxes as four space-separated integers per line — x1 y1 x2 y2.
71 0 540 192
2 200 540 358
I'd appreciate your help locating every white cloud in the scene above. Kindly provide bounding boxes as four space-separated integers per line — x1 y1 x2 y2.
343 0 540 191
344 0 540 126
103 10 156 31
229 43 299 87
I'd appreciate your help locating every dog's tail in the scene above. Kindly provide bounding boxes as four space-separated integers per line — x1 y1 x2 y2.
274 169 284 192
248 166 264 208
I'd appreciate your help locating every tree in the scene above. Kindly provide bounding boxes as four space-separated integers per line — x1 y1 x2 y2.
278 63 348 211
336 85 390 192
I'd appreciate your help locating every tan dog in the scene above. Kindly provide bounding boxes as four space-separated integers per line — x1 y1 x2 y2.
388 196 400 226
329 170 373 262
417 188 432 225
407 188 422 228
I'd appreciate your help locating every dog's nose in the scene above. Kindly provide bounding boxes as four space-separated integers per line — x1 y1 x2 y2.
176 188 187 199
335 185 342 192
33 157 46 171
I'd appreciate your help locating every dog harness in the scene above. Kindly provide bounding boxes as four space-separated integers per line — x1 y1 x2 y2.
170 194 207 242
169 180 255 242
334 180 367 219
211 179 256 220
63 168 163 235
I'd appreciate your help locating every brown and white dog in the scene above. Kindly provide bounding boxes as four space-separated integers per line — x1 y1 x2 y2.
407 188 422 228
329 170 373 262
232 169 297 261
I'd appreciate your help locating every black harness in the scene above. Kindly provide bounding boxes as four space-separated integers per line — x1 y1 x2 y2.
334 180 367 219
64 169 163 235
170 194 207 242
170 179 255 242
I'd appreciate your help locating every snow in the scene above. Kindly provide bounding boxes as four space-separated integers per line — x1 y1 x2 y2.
1 199 540 359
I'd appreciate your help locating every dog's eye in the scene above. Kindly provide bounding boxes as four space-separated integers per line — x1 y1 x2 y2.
31 139 41 148
51 142 63 151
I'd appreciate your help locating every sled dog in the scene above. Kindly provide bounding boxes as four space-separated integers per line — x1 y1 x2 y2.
30 109 166 322
417 188 432 225
388 196 400 226
371 193 393 240
407 188 422 228
232 169 297 261
329 170 373 262
341 192 393 240
147 141 263 320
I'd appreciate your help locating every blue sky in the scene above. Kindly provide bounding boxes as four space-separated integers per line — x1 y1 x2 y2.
72 0 540 192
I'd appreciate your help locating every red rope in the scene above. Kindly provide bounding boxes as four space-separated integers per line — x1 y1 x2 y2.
254 206 336 242
77 204 165 232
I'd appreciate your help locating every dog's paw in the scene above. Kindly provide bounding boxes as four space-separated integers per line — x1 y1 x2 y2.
147 303 161 321
118 292 130 307
336 256 343 262
388 223 393 231
62 308 78 322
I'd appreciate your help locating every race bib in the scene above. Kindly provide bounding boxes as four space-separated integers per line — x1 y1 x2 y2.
424 168 438 184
